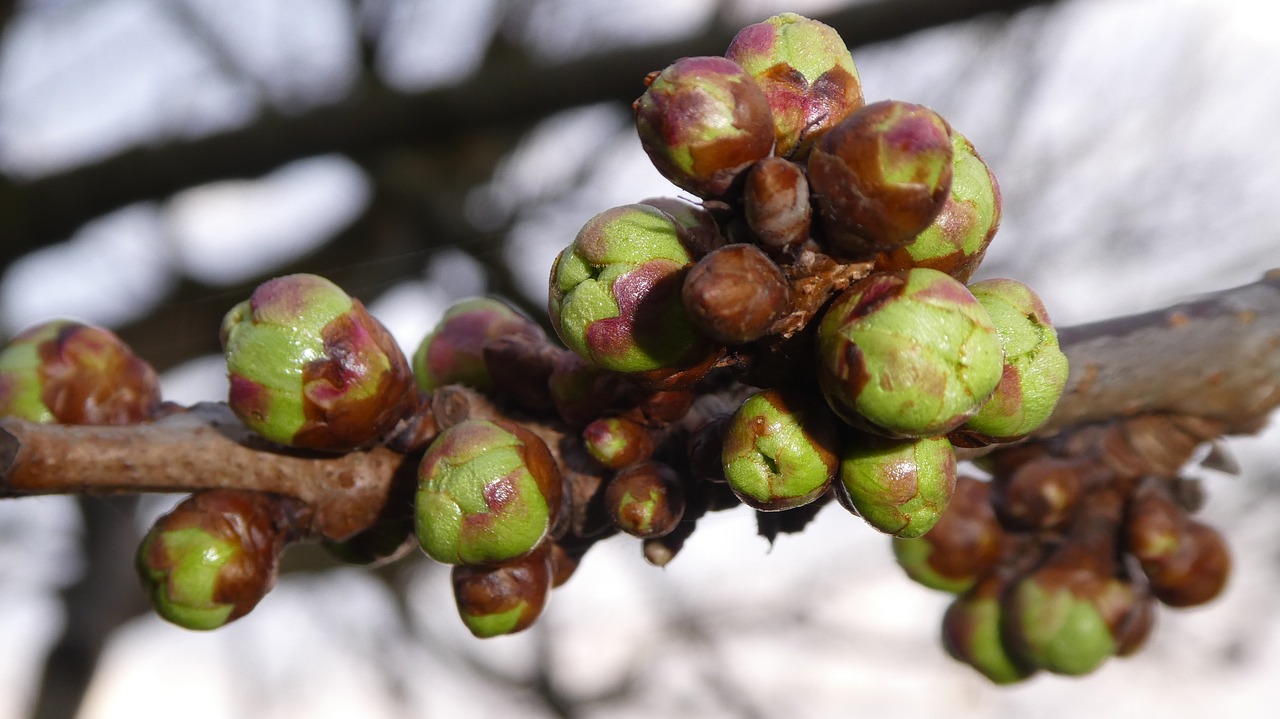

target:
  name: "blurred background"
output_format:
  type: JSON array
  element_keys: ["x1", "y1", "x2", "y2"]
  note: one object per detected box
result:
[{"x1": 2, "y1": 0, "x2": 1280, "y2": 717}]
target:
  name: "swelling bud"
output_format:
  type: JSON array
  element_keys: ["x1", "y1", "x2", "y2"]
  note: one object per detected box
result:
[
  {"x1": 221, "y1": 274, "x2": 415, "y2": 451},
  {"x1": 836, "y1": 433, "x2": 957, "y2": 538},
  {"x1": 725, "y1": 13, "x2": 864, "y2": 158},
  {"x1": 137, "y1": 491, "x2": 298, "y2": 631},
  {"x1": 634, "y1": 56, "x2": 774, "y2": 199},
  {"x1": 0, "y1": 319, "x2": 159, "y2": 424},
  {"x1": 452, "y1": 547, "x2": 553, "y2": 638},
  {"x1": 721, "y1": 388, "x2": 839, "y2": 511},
  {"x1": 415, "y1": 419, "x2": 563, "y2": 566},
  {"x1": 816, "y1": 269, "x2": 1003, "y2": 438},
  {"x1": 412, "y1": 297, "x2": 545, "y2": 393}
]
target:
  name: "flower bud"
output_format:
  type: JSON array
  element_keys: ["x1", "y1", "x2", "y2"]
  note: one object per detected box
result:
[
  {"x1": 875, "y1": 132, "x2": 1001, "y2": 281},
  {"x1": 991, "y1": 456, "x2": 1087, "y2": 531},
  {"x1": 221, "y1": 274, "x2": 415, "y2": 451},
  {"x1": 743, "y1": 156, "x2": 812, "y2": 256},
  {"x1": 412, "y1": 296, "x2": 545, "y2": 393},
  {"x1": 137, "y1": 491, "x2": 298, "y2": 631},
  {"x1": 957, "y1": 279, "x2": 1068, "y2": 441},
  {"x1": 725, "y1": 13, "x2": 864, "y2": 158},
  {"x1": 836, "y1": 433, "x2": 957, "y2": 538},
  {"x1": 582, "y1": 415, "x2": 655, "y2": 469},
  {"x1": 415, "y1": 419, "x2": 563, "y2": 566},
  {"x1": 605, "y1": 461, "x2": 686, "y2": 538},
  {"x1": 721, "y1": 388, "x2": 839, "y2": 511},
  {"x1": 808, "y1": 101, "x2": 953, "y2": 259},
  {"x1": 1003, "y1": 561, "x2": 1134, "y2": 675},
  {"x1": 892, "y1": 476, "x2": 1002, "y2": 593},
  {"x1": 634, "y1": 56, "x2": 775, "y2": 199},
  {"x1": 548, "y1": 204, "x2": 715, "y2": 380},
  {"x1": 0, "y1": 319, "x2": 159, "y2": 424},
  {"x1": 816, "y1": 269, "x2": 1003, "y2": 438},
  {"x1": 452, "y1": 546, "x2": 552, "y2": 638},
  {"x1": 941, "y1": 576, "x2": 1036, "y2": 684},
  {"x1": 682, "y1": 244, "x2": 789, "y2": 344}
]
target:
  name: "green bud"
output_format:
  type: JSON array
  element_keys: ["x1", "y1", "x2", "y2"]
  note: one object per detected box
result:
[
  {"x1": 1003, "y1": 565, "x2": 1130, "y2": 676},
  {"x1": 958, "y1": 279, "x2": 1068, "y2": 441},
  {"x1": 221, "y1": 274, "x2": 416, "y2": 451},
  {"x1": 548, "y1": 204, "x2": 713, "y2": 378},
  {"x1": 721, "y1": 388, "x2": 839, "y2": 511},
  {"x1": 725, "y1": 13, "x2": 864, "y2": 158},
  {"x1": 604, "y1": 461, "x2": 686, "y2": 538},
  {"x1": 876, "y1": 132, "x2": 1002, "y2": 282},
  {"x1": 412, "y1": 297, "x2": 544, "y2": 393},
  {"x1": 836, "y1": 433, "x2": 956, "y2": 538},
  {"x1": 582, "y1": 415, "x2": 655, "y2": 469},
  {"x1": 941, "y1": 576, "x2": 1037, "y2": 684},
  {"x1": 0, "y1": 319, "x2": 159, "y2": 425},
  {"x1": 137, "y1": 491, "x2": 296, "y2": 631},
  {"x1": 452, "y1": 547, "x2": 552, "y2": 638},
  {"x1": 634, "y1": 56, "x2": 775, "y2": 199},
  {"x1": 415, "y1": 419, "x2": 563, "y2": 566},
  {"x1": 892, "y1": 476, "x2": 1002, "y2": 593},
  {"x1": 808, "y1": 101, "x2": 954, "y2": 259},
  {"x1": 816, "y1": 269, "x2": 1003, "y2": 438}
]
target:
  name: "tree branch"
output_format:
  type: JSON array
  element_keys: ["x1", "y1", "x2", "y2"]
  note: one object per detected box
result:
[{"x1": 5, "y1": 271, "x2": 1276, "y2": 541}]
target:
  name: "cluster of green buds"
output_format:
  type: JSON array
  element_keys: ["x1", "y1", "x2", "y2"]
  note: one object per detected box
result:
[{"x1": 0, "y1": 319, "x2": 160, "y2": 425}]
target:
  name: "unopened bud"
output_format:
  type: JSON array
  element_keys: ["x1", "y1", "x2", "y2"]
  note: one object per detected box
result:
[
  {"x1": 605, "y1": 461, "x2": 686, "y2": 538},
  {"x1": 452, "y1": 546, "x2": 552, "y2": 637},
  {"x1": 836, "y1": 433, "x2": 957, "y2": 538},
  {"x1": 682, "y1": 244, "x2": 789, "y2": 344},
  {"x1": 721, "y1": 388, "x2": 839, "y2": 511}
]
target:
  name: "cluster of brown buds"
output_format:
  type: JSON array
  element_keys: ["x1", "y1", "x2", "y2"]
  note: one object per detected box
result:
[
  {"x1": 0, "y1": 12, "x2": 1236, "y2": 684},
  {"x1": 902, "y1": 416, "x2": 1232, "y2": 681}
]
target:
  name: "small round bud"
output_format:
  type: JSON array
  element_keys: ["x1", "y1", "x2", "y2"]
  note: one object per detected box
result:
[
  {"x1": 415, "y1": 419, "x2": 563, "y2": 566},
  {"x1": 816, "y1": 269, "x2": 1003, "y2": 438},
  {"x1": 958, "y1": 279, "x2": 1068, "y2": 441},
  {"x1": 548, "y1": 204, "x2": 714, "y2": 380},
  {"x1": 836, "y1": 433, "x2": 957, "y2": 538},
  {"x1": 875, "y1": 132, "x2": 1002, "y2": 281},
  {"x1": 452, "y1": 547, "x2": 552, "y2": 638},
  {"x1": 892, "y1": 476, "x2": 1002, "y2": 593},
  {"x1": 1003, "y1": 560, "x2": 1133, "y2": 676},
  {"x1": 0, "y1": 319, "x2": 159, "y2": 424},
  {"x1": 1142, "y1": 519, "x2": 1231, "y2": 609},
  {"x1": 808, "y1": 101, "x2": 953, "y2": 259},
  {"x1": 725, "y1": 13, "x2": 864, "y2": 158},
  {"x1": 634, "y1": 56, "x2": 775, "y2": 199},
  {"x1": 221, "y1": 274, "x2": 415, "y2": 451},
  {"x1": 721, "y1": 388, "x2": 839, "y2": 511},
  {"x1": 604, "y1": 461, "x2": 686, "y2": 538},
  {"x1": 412, "y1": 296, "x2": 545, "y2": 393},
  {"x1": 743, "y1": 156, "x2": 812, "y2": 256},
  {"x1": 682, "y1": 244, "x2": 789, "y2": 344},
  {"x1": 941, "y1": 576, "x2": 1036, "y2": 684},
  {"x1": 582, "y1": 416, "x2": 655, "y2": 469},
  {"x1": 991, "y1": 456, "x2": 1087, "y2": 531},
  {"x1": 137, "y1": 491, "x2": 296, "y2": 631}
]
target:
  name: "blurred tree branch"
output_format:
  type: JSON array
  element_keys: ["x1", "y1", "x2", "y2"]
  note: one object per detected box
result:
[{"x1": 0, "y1": 0, "x2": 1053, "y2": 267}]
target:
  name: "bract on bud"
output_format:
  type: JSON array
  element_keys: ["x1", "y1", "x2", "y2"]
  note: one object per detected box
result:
[
  {"x1": 875, "y1": 132, "x2": 1002, "y2": 281},
  {"x1": 452, "y1": 547, "x2": 552, "y2": 638},
  {"x1": 0, "y1": 320, "x2": 159, "y2": 424},
  {"x1": 743, "y1": 157, "x2": 812, "y2": 256},
  {"x1": 413, "y1": 296, "x2": 545, "y2": 393},
  {"x1": 604, "y1": 461, "x2": 686, "y2": 538},
  {"x1": 836, "y1": 433, "x2": 957, "y2": 537},
  {"x1": 137, "y1": 491, "x2": 296, "y2": 631},
  {"x1": 816, "y1": 269, "x2": 1003, "y2": 438},
  {"x1": 415, "y1": 419, "x2": 563, "y2": 566},
  {"x1": 941, "y1": 576, "x2": 1037, "y2": 684},
  {"x1": 721, "y1": 388, "x2": 839, "y2": 511},
  {"x1": 808, "y1": 101, "x2": 954, "y2": 259},
  {"x1": 582, "y1": 415, "x2": 655, "y2": 469},
  {"x1": 892, "y1": 476, "x2": 1003, "y2": 593},
  {"x1": 634, "y1": 56, "x2": 775, "y2": 199},
  {"x1": 725, "y1": 13, "x2": 864, "y2": 158},
  {"x1": 221, "y1": 274, "x2": 415, "y2": 451},
  {"x1": 958, "y1": 279, "x2": 1068, "y2": 441},
  {"x1": 682, "y1": 244, "x2": 789, "y2": 344},
  {"x1": 549, "y1": 204, "x2": 715, "y2": 380}
]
